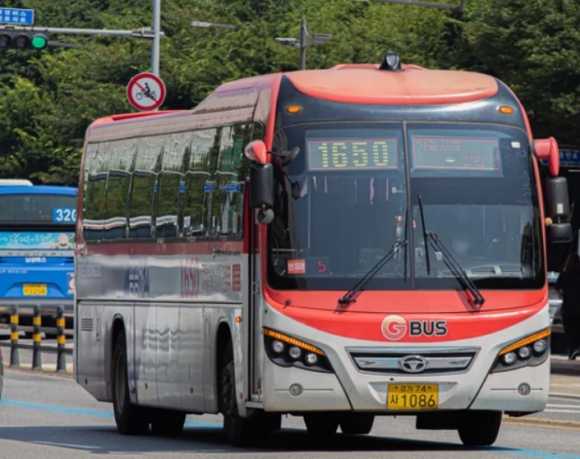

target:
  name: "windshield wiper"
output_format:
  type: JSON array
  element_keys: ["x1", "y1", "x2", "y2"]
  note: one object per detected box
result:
[
  {"x1": 338, "y1": 239, "x2": 408, "y2": 306},
  {"x1": 417, "y1": 194, "x2": 485, "y2": 307}
]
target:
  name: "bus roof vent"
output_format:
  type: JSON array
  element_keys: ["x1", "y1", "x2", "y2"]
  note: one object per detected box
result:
[{"x1": 378, "y1": 53, "x2": 402, "y2": 72}]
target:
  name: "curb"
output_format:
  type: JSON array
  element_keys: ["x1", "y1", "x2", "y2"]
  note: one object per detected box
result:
[
  {"x1": 549, "y1": 392, "x2": 580, "y2": 400},
  {"x1": 5, "y1": 366, "x2": 74, "y2": 379}
]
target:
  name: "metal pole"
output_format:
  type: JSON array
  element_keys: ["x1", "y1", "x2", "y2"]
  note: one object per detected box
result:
[
  {"x1": 299, "y1": 19, "x2": 307, "y2": 70},
  {"x1": 9, "y1": 305, "x2": 19, "y2": 368},
  {"x1": 56, "y1": 305, "x2": 67, "y2": 373},
  {"x1": 32, "y1": 305, "x2": 42, "y2": 371},
  {"x1": 152, "y1": 0, "x2": 161, "y2": 76},
  {"x1": 0, "y1": 25, "x2": 163, "y2": 37}
]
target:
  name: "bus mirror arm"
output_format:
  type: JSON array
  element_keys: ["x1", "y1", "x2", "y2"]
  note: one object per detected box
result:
[{"x1": 249, "y1": 162, "x2": 275, "y2": 225}]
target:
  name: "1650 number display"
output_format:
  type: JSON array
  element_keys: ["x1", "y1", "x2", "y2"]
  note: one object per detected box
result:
[{"x1": 308, "y1": 138, "x2": 398, "y2": 170}]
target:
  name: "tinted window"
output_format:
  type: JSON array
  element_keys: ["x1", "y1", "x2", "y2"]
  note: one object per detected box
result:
[
  {"x1": 103, "y1": 139, "x2": 134, "y2": 241},
  {"x1": 0, "y1": 194, "x2": 76, "y2": 224},
  {"x1": 183, "y1": 129, "x2": 217, "y2": 237},
  {"x1": 210, "y1": 124, "x2": 252, "y2": 237},
  {"x1": 128, "y1": 136, "x2": 162, "y2": 239},
  {"x1": 83, "y1": 143, "x2": 107, "y2": 241},
  {"x1": 155, "y1": 133, "x2": 188, "y2": 239}
]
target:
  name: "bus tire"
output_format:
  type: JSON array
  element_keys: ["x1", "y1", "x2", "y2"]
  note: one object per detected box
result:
[
  {"x1": 340, "y1": 413, "x2": 374, "y2": 435},
  {"x1": 304, "y1": 413, "x2": 340, "y2": 435},
  {"x1": 112, "y1": 330, "x2": 150, "y2": 436},
  {"x1": 457, "y1": 410, "x2": 502, "y2": 446},
  {"x1": 219, "y1": 344, "x2": 265, "y2": 446},
  {"x1": 151, "y1": 408, "x2": 186, "y2": 436},
  {"x1": 264, "y1": 413, "x2": 282, "y2": 432}
]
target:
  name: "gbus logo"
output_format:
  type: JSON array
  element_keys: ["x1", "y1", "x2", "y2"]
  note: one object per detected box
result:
[
  {"x1": 381, "y1": 315, "x2": 407, "y2": 340},
  {"x1": 381, "y1": 315, "x2": 448, "y2": 340}
]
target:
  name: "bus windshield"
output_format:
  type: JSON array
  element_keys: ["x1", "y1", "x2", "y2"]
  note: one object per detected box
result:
[
  {"x1": 0, "y1": 193, "x2": 77, "y2": 226},
  {"x1": 0, "y1": 193, "x2": 76, "y2": 251},
  {"x1": 266, "y1": 121, "x2": 543, "y2": 292}
]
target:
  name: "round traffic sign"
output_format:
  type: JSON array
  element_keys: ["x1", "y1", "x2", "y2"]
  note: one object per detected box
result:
[{"x1": 126, "y1": 72, "x2": 166, "y2": 111}]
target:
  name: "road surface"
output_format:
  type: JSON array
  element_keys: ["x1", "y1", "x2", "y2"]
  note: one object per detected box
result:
[{"x1": 0, "y1": 366, "x2": 579, "y2": 459}]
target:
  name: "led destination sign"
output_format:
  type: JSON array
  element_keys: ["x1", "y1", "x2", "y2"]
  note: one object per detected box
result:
[
  {"x1": 411, "y1": 137, "x2": 501, "y2": 171},
  {"x1": 307, "y1": 138, "x2": 398, "y2": 171}
]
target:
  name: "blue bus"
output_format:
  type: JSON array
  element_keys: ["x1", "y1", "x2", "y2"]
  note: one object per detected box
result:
[{"x1": 0, "y1": 185, "x2": 77, "y2": 328}]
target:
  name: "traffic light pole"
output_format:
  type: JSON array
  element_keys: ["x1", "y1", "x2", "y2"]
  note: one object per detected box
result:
[
  {"x1": 0, "y1": 25, "x2": 163, "y2": 38},
  {"x1": 151, "y1": 0, "x2": 161, "y2": 76}
]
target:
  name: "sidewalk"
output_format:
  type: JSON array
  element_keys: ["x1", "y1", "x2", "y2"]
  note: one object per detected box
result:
[{"x1": 550, "y1": 354, "x2": 580, "y2": 399}]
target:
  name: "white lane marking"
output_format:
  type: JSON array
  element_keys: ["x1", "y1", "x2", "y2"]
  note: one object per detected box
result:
[
  {"x1": 545, "y1": 409, "x2": 580, "y2": 414},
  {"x1": 31, "y1": 441, "x2": 100, "y2": 450},
  {"x1": 548, "y1": 404, "x2": 580, "y2": 408}
]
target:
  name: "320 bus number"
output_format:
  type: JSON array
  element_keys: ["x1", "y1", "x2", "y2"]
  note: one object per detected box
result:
[{"x1": 53, "y1": 207, "x2": 77, "y2": 223}]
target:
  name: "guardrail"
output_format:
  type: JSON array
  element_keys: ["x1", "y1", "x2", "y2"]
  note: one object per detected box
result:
[{"x1": 6, "y1": 305, "x2": 73, "y2": 373}]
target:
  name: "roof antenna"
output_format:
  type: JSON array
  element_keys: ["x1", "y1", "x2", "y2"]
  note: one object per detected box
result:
[{"x1": 379, "y1": 52, "x2": 402, "y2": 72}]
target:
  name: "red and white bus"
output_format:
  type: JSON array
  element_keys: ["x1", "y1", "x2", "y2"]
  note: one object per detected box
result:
[{"x1": 74, "y1": 54, "x2": 572, "y2": 447}]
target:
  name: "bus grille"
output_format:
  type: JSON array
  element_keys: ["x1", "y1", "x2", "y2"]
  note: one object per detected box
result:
[{"x1": 346, "y1": 347, "x2": 479, "y2": 375}]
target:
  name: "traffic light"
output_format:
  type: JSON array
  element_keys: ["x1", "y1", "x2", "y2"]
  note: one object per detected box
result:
[{"x1": 0, "y1": 31, "x2": 48, "y2": 50}]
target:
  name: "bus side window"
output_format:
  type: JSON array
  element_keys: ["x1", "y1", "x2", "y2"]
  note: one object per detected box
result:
[
  {"x1": 207, "y1": 123, "x2": 254, "y2": 238},
  {"x1": 128, "y1": 136, "x2": 162, "y2": 240},
  {"x1": 102, "y1": 139, "x2": 134, "y2": 241},
  {"x1": 155, "y1": 133, "x2": 188, "y2": 240},
  {"x1": 83, "y1": 143, "x2": 106, "y2": 242},
  {"x1": 183, "y1": 128, "x2": 217, "y2": 238}
]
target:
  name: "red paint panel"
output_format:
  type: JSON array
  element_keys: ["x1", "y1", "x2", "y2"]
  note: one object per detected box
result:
[
  {"x1": 82, "y1": 240, "x2": 243, "y2": 256},
  {"x1": 286, "y1": 69, "x2": 498, "y2": 106},
  {"x1": 263, "y1": 288, "x2": 547, "y2": 342}
]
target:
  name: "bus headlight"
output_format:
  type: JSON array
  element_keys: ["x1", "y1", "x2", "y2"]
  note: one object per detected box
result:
[
  {"x1": 503, "y1": 352, "x2": 517, "y2": 365},
  {"x1": 533, "y1": 339, "x2": 547, "y2": 354},
  {"x1": 491, "y1": 328, "x2": 551, "y2": 373},
  {"x1": 272, "y1": 340, "x2": 285, "y2": 353},
  {"x1": 263, "y1": 328, "x2": 333, "y2": 373}
]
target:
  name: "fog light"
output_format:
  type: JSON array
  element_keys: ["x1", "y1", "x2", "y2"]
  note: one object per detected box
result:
[
  {"x1": 518, "y1": 383, "x2": 531, "y2": 396},
  {"x1": 289, "y1": 383, "x2": 303, "y2": 396},
  {"x1": 533, "y1": 339, "x2": 547, "y2": 354},
  {"x1": 305, "y1": 353, "x2": 318, "y2": 366},
  {"x1": 518, "y1": 346, "x2": 531, "y2": 359},
  {"x1": 503, "y1": 352, "x2": 517, "y2": 365},
  {"x1": 272, "y1": 340, "x2": 285, "y2": 353},
  {"x1": 289, "y1": 346, "x2": 302, "y2": 359}
]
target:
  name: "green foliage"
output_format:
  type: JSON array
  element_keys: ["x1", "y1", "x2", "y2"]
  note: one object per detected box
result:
[{"x1": 0, "y1": 0, "x2": 578, "y2": 185}]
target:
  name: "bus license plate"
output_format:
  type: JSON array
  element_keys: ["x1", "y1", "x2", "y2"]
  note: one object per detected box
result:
[
  {"x1": 387, "y1": 384, "x2": 438, "y2": 410},
  {"x1": 23, "y1": 284, "x2": 47, "y2": 296}
]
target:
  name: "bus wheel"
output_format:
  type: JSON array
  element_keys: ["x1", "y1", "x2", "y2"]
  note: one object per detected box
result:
[
  {"x1": 457, "y1": 410, "x2": 502, "y2": 446},
  {"x1": 219, "y1": 348, "x2": 265, "y2": 446},
  {"x1": 112, "y1": 330, "x2": 150, "y2": 435},
  {"x1": 264, "y1": 413, "x2": 282, "y2": 432},
  {"x1": 340, "y1": 414, "x2": 374, "y2": 435},
  {"x1": 304, "y1": 413, "x2": 340, "y2": 435},
  {"x1": 151, "y1": 409, "x2": 186, "y2": 436}
]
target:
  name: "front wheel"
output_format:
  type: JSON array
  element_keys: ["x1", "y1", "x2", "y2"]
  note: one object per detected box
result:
[
  {"x1": 112, "y1": 330, "x2": 150, "y2": 435},
  {"x1": 340, "y1": 414, "x2": 374, "y2": 435},
  {"x1": 457, "y1": 410, "x2": 502, "y2": 446},
  {"x1": 304, "y1": 413, "x2": 340, "y2": 435},
  {"x1": 219, "y1": 343, "x2": 266, "y2": 446},
  {"x1": 151, "y1": 408, "x2": 186, "y2": 436}
]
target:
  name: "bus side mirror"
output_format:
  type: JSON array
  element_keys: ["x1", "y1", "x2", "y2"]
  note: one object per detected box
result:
[
  {"x1": 533, "y1": 137, "x2": 559, "y2": 177},
  {"x1": 545, "y1": 176, "x2": 573, "y2": 243},
  {"x1": 249, "y1": 162, "x2": 274, "y2": 225},
  {"x1": 244, "y1": 140, "x2": 268, "y2": 165}
]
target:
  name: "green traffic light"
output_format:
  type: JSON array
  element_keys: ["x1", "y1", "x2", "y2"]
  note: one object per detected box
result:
[{"x1": 31, "y1": 35, "x2": 47, "y2": 50}]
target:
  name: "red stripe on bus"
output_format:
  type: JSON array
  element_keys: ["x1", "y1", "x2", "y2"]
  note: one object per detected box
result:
[{"x1": 81, "y1": 240, "x2": 244, "y2": 256}]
